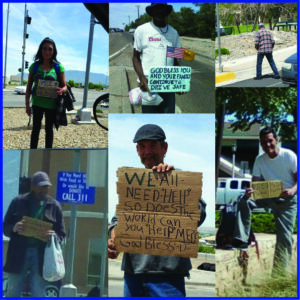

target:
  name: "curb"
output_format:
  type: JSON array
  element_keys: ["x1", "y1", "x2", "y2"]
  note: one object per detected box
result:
[{"x1": 216, "y1": 72, "x2": 236, "y2": 84}]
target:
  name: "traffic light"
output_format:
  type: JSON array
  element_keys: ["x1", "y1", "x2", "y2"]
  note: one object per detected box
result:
[
  {"x1": 26, "y1": 16, "x2": 31, "y2": 24},
  {"x1": 25, "y1": 61, "x2": 29, "y2": 69},
  {"x1": 18, "y1": 68, "x2": 22, "y2": 73},
  {"x1": 25, "y1": 33, "x2": 29, "y2": 39}
]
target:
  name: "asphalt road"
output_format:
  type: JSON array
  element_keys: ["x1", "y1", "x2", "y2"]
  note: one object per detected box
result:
[
  {"x1": 223, "y1": 72, "x2": 291, "y2": 88},
  {"x1": 109, "y1": 32, "x2": 215, "y2": 113},
  {"x1": 2, "y1": 88, "x2": 107, "y2": 108}
]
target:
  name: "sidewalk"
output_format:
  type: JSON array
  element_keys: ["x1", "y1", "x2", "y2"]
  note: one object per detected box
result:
[{"x1": 216, "y1": 45, "x2": 297, "y2": 85}]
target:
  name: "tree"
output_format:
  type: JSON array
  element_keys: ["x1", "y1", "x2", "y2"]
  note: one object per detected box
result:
[
  {"x1": 68, "y1": 80, "x2": 75, "y2": 87},
  {"x1": 196, "y1": 3, "x2": 216, "y2": 39}
]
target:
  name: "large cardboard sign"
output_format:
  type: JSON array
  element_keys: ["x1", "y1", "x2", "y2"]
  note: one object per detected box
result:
[
  {"x1": 149, "y1": 67, "x2": 191, "y2": 93},
  {"x1": 251, "y1": 181, "x2": 283, "y2": 200},
  {"x1": 115, "y1": 168, "x2": 202, "y2": 258},
  {"x1": 19, "y1": 216, "x2": 53, "y2": 242},
  {"x1": 36, "y1": 80, "x2": 59, "y2": 98}
]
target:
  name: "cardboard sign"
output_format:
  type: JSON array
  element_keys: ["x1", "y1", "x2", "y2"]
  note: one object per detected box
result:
[
  {"x1": 149, "y1": 66, "x2": 191, "y2": 93},
  {"x1": 115, "y1": 168, "x2": 202, "y2": 258},
  {"x1": 36, "y1": 80, "x2": 59, "y2": 98},
  {"x1": 19, "y1": 216, "x2": 53, "y2": 242},
  {"x1": 251, "y1": 181, "x2": 283, "y2": 200}
]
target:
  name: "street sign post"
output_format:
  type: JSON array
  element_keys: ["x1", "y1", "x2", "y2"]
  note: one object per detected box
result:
[{"x1": 56, "y1": 171, "x2": 96, "y2": 204}]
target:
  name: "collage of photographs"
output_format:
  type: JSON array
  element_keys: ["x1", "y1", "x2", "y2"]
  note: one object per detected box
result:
[{"x1": 2, "y1": 2, "x2": 298, "y2": 298}]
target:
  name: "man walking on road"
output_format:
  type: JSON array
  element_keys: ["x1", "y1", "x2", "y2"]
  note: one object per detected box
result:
[
  {"x1": 232, "y1": 127, "x2": 297, "y2": 273},
  {"x1": 254, "y1": 23, "x2": 280, "y2": 80},
  {"x1": 133, "y1": 3, "x2": 182, "y2": 113},
  {"x1": 3, "y1": 171, "x2": 66, "y2": 297},
  {"x1": 108, "y1": 124, "x2": 206, "y2": 297}
]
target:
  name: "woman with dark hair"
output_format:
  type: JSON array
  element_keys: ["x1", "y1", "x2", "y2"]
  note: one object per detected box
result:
[{"x1": 25, "y1": 37, "x2": 67, "y2": 149}]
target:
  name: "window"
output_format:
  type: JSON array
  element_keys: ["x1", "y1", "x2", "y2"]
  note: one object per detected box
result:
[
  {"x1": 218, "y1": 181, "x2": 226, "y2": 188},
  {"x1": 87, "y1": 238, "x2": 101, "y2": 286},
  {"x1": 241, "y1": 181, "x2": 250, "y2": 189},
  {"x1": 230, "y1": 180, "x2": 238, "y2": 189}
]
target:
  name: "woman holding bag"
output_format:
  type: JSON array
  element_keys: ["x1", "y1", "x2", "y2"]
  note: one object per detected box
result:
[{"x1": 25, "y1": 37, "x2": 67, "y2": 149}]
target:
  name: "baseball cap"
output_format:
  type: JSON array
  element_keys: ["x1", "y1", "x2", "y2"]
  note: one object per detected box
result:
[
  {"x1": 31, "y1": 171, "x2": 52, "y2": 187},
  {"x1": 133, "y1": 124, "x2": 166, "y2": 143}
]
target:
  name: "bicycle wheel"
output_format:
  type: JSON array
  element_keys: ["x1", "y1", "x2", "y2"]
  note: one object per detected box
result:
[{"x1": 93, "y1": 93, "x2": 109, "y2": 131}]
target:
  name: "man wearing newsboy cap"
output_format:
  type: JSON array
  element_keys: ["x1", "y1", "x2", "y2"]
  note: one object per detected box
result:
[
  {"x1": 3, "y1": 171, "x2": 66, "y2": 297},
  {"x1": 108, "y1": 124, "x2": 206, "y2": 297}
]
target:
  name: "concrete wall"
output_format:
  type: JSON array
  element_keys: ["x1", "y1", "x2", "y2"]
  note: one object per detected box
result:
[{"x1": 215, "y1": 234, "x2": 297, "y2": 296}]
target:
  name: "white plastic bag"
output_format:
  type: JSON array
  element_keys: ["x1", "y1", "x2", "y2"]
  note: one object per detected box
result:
[
  {"x1": 141, "y1": 92, "x2": 163, "y2": 106},
  {"x1": 43, "y1": 235, "x2": 65, "y2": 282},
  {"x1": 129, "y1": 87, "x2": 142, "y2": 105}
]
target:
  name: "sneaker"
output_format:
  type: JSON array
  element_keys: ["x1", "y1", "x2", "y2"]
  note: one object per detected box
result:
[
  {"x1": 253, "y1": 76, "x2": 263, "y2": 80},
  {"x1": 232, "y1": 239, "x2": 248, "y2": 250},
  {"x1": 272, "y1": 75, "x2": 280, "y2": 79}
]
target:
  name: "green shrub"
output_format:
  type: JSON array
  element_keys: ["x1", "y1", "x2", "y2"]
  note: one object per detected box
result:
[
  {"x1": 216, "y1": 210, "x2": 297, "y2": 233},
  {"x1": 68, "y1": 80, "x2": 75, "y2": 87},
  {"x1": 198, "y1": 244, "x2": 215, "y2": 254},
  {"x1": 215, "y1": 48, "x2": 230, "y2": 58}
]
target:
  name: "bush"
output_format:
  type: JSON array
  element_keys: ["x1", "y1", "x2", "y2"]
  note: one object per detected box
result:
[
  {"x1": 216, "y1": 210, "x2": 297, "y2": 233},
  {"x1": 68, "y1": 80, "x2": 75, "y2": 87},
  {"x1": 198, "y1": 244, "x2": 215, "y2": 254},
  {"x1": 215, "y1": 48, "x2": 230, "y2": 58}
]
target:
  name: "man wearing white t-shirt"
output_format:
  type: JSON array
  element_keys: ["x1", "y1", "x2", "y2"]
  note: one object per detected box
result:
[
  {"x1": 233, "y1": 127, "x2": 297, "y2": 272},
  {"x1": 133, "y1": 3, "x2": 181, "y2": 113}
]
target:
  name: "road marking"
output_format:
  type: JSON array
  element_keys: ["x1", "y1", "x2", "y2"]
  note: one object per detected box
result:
[{"x1": 109, "y1": 43, "x2": 131, "y2": 60}]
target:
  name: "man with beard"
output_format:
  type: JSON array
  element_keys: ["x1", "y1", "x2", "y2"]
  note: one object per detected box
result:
[
  {"x1": 3, "y1": 171, "x2": 66, "y2": 297},
  {"x1": 108, "y1": 124, "x2": 206, "y2": 297},
  {"x1": 133, "y1": 3, "x2": 182, "y2": 113},
  {"x1": 232, "y1": 127, "x2": 297, "y2": 272}
]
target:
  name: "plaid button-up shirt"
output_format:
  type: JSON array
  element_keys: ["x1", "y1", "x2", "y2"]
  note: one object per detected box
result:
[{"x1": 254, "y1": 29, "x2": 275, "y2": 53}]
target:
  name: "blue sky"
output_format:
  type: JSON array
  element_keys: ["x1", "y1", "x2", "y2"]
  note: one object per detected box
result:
[
  {"x1": 110, "y1": 3, "x2": 201, "y2": 29},
  {"x1": 108, "y1": 114, "x2": 215, "y2": 230},
  {"x1": 2, "y1": 3, "x2": 108, "y2": 77}
]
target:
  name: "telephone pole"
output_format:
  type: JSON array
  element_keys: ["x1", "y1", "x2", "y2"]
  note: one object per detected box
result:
[{"x1": 4, "y1": 4, "x2": 9, "y2": 88}]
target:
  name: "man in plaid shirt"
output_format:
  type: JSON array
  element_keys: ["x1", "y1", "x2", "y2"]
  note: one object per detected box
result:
[{"x1": 254, "y1": 23, "x2": 280, "y2": 80}]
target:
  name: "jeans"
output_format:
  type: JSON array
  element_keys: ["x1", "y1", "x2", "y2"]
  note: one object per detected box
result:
[
  {"x1": 30, "y1": 105, "x2": 56, "y2": 149},
  {"x1": 256, "y1": 52, "x2": 279, "y2": 77},
  {"x1": 6, "y1": 248, "x2": 47, "y2": 297},
  {"x1": 234, "y1": 195, "x2": 297, "y2": 272},
  {"x1": 124, "y1": 273, "x2": 186, "y2": 297},
  {"x1": 142, "y1": 92, "x2": 175, "y2": 113}
]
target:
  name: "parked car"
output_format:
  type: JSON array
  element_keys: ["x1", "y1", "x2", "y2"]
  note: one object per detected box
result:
[
  {"x1": 281, "y1": 53, "x2": 297, "y2": 86},
  {"x1": 14, "y1": 86, "x2": 26, "y2": 94},
  {"x1": 216, "y1": 177, "x2": 250, "y2": 209},
  {"x1": 129, "y1": 28, "x2": 135, "y2": 34}
]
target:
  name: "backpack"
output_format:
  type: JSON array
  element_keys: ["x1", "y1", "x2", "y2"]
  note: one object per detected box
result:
[
  {"x1": 216, "y1": 201, "x2": 258, "y2": 255},
  {"x1": 33, "y1": 62, "x2": 60, "y2": 78}
]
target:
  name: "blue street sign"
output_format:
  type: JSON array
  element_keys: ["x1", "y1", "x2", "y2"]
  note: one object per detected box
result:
[{"x1": 56, "y1": 171, "x2": 96, "y2": 204}]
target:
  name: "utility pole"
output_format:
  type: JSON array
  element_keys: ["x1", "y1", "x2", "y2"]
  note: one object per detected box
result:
[
  {"x1": 128, "y1": 15, "x2": 130, "y2": 25},
  {"x1": 216, "y1": 3, "x2": 223, "y2": 72},
  {"x1": 3, "y1": 4, "x2": 9, "y2": 88},
  {"x1": 136, "y1": 5, "x2": 140, "y2": 19},
  {"x1": 21, "y1": 4, "x2": 31, "y2": 85}
]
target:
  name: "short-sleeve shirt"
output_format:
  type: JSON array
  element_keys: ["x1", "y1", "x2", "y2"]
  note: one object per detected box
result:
[
  {"x1": 29, "y1": 62, "x2": 65, "y2": 109},
  {"x1": 253, "y1": 147, "x2": 297, "y2": 189},
  {"x1": 134, "y1": 22, "x2": 181, "y2": 77},
  {"x1": 254, "y1": 29, "x2": 275, "y2": 53}
]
